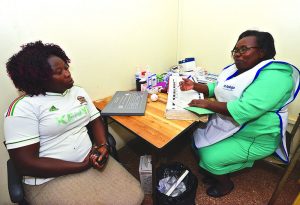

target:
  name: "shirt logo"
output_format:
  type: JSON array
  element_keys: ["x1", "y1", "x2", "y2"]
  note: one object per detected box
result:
[
  {"x1": 223, "y1": 84, "x2": 235, "y2": 91},
  {"x1": 49, "y1": 105, "x2": 59, "y2": 112},
  {"x1": 56, "y1": 106, "x2": 88, "y2": 125},
  {"x1": 77, "y1": 96, "x2": 87, "y2": 104}
]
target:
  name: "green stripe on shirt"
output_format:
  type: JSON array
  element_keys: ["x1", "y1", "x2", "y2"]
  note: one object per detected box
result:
[{"x1": 6, "y1": 136, "x2": 39, "y2": 145}]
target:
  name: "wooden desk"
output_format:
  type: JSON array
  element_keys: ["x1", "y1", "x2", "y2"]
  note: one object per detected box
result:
[
  {"x1": 94, "y1": 93, "x2": 208, "y2": 203},
  {"x1": 94, "y1": 93, "x2": 208, "y2": 148}
]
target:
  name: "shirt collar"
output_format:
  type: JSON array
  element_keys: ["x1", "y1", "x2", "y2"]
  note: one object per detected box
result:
[{"x1": 45, "y1": 89, "x2": 70, "y2": 96}]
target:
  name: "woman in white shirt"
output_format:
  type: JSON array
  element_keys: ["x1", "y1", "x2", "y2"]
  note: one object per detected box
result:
[{"x1": 4, "y1": 41, "x2": 144, "y2": 204}]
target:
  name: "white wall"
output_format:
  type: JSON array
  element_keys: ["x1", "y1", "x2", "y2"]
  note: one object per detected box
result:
[
  {"x1": 0, "y1": 0, "x2": 178, "y2": 203},
  {"x1": 1, "y1": 0, "x2": 300, "y2": 204},
  {"x1": 178, "y1": 0, "x2": 300, "y2": 120}
]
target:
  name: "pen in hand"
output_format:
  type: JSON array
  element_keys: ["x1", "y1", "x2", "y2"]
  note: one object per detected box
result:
[
  {"x1": 175, "y1": 75, "x2": 195, "y2": 92},
  {"x1": 187, "y1": 75, "x2": 196, "y2": 82}
]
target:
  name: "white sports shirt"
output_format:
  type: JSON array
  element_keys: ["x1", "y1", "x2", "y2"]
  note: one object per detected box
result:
[{"x1": 4, "y1": 86, "x2": 100, "y2": 185}]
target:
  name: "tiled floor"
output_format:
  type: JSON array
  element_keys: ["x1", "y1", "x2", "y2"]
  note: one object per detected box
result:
[{"x1": 118, "y1": 136, "x2": 300, "y2": 205}]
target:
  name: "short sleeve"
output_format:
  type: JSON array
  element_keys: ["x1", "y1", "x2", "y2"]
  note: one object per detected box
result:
[
  {"x1": 207, "y1": 82, "x2": 216, "y2": 97},
  {"x1": 4, "y1": 98, "x2": 40, "y2": 149}
]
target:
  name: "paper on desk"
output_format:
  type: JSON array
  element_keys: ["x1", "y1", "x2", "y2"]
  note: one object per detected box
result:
[
  {"x1": 173, "y1": 91, "x2": 204, "y2": 109},
  {"x1": 173, "y1": 90, "x2": 214, "y2": 115},
  {"x1": 184, "y1": 106, "x2": 214, "y2": 115}
]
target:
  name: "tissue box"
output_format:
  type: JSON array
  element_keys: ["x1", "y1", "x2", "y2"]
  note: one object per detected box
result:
[{"x1": 139, "y1": 155, "x2": 152, "y2": 194}]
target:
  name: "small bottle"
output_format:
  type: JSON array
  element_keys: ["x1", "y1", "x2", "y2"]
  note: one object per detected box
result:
[
  {"x1": 137, "y1": 78, "x2": 146, "y2": 91},
  {"x1": 135, "y1": 66, "x2": 141, "y2": 80},
  {"x1": 135, "y1": 66, "x2": 142, "y2": 91}
]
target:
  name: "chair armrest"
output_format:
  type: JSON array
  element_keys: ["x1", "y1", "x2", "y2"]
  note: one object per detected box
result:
[
  {"x1": 107, "y1": 132, "x2": 116, "y2": 148},
  {"x1": 7, "y1": 159, "x2": 25, "y2": 203},
  {"x1": 107, "y1": 132, "x2": 119, "y2": 161}
]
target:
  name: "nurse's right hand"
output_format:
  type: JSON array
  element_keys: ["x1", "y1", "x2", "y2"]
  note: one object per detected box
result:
[{"x1": 179, "y1": 78, "x2": 194, "y2": 91}]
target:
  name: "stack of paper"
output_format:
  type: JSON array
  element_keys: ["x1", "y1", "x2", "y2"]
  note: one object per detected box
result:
[{"x1": 166, "y1": 76, "x2": 204, "y2": 120}]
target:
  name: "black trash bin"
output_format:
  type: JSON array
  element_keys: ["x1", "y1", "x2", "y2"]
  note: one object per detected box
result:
[{"x1": 156, "y1": 162, "x2": 198, "y2": 205}]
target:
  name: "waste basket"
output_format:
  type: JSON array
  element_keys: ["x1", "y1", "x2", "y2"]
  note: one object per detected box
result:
[{"x1": 156, "y1": 162, "x2": 198, "y2": 205}]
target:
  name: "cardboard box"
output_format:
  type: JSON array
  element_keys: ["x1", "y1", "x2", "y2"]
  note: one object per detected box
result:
[{"x1": 139, "y1": 155, "x2": 152, "y2": 194}]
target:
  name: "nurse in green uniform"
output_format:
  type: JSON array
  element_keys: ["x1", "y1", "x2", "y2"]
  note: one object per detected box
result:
[{"x1": 180, "y1": 30, "x2": 300, "y2": 198}]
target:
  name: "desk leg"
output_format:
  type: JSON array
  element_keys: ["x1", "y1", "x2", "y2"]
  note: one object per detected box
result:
[{"x1": 152, "y1": 148, "x2": 160, "y2": 205}]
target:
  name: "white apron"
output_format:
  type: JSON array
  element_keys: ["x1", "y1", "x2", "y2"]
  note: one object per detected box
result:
[{"x1": 194, "y1": 60, "x2": 300, "y2": 162}]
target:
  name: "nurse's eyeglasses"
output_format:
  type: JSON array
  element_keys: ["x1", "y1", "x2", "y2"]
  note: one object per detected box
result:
[{"x1": 231, "y1": 46, "x2": 260, "y2": 56}]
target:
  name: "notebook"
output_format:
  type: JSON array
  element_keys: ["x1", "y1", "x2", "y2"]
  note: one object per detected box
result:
[{"x1": 101, "y1": 91, "x2": 148, "y2": 116}]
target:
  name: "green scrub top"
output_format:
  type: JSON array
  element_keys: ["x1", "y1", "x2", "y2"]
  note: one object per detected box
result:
[{"x1": 198, "y1": 62, "x2": 294, "y2": 175}]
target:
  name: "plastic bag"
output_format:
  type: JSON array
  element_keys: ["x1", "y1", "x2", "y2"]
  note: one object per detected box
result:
[
  {"x1": 158, "y1": 175, "x2": 187, "y2": 197},
  {"x1": 156, "y1": 162, "x2": 198, "y2": 205}
]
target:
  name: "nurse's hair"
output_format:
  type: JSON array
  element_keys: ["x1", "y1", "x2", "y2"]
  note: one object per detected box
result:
[
  {"x1": 238, "y1": 30, "x2": 276, "y2": 60},
  {"x1": 6, "y1": 41, "x2": 70, "y2": 96}
]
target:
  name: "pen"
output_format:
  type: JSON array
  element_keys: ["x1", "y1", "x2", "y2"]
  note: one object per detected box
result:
[
  {"x1": 187, "y1": 75, "x2": 195, "y2": 82},
  {"x1": 177, "y1": 75, "x2": 193, "y2": 90}
]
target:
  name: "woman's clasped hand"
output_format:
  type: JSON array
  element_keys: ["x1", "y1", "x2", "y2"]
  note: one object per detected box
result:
[{"x1": 90, "y1": 144, "x2": 109, "y2": 169}]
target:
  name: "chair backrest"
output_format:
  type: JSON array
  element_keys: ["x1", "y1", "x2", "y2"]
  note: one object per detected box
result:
[
  {"x1": 288, "y1": 113, "x2": 300, "y2": 159},
  {"x1": 268, "y1": 113, "x2": 300, "y2": 205},
  {"x1": 264, "y1": 113, "x2": 300, "y2": 165},
  {"x1": 4, "y1": 140, "x2": 27, "y2": 204},
  {"x1": 7, "y1": 159, "x2": 26, "y2": 203}
]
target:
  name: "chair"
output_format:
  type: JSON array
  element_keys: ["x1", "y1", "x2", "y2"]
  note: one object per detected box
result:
[
  {"x1": 7, "y1": 158, "x2": 28, "y2": 205},
  {"x1": 6, "y1": 127, "x2": 118, "y2": 204},
  {"x1": 267, "y1": 113, "x2": 300, "y2": 205}
]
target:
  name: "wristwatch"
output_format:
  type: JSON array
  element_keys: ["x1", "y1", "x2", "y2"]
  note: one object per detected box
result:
[{"x1": 98, "y1": 142, "x2": 110, "y2": 149}]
